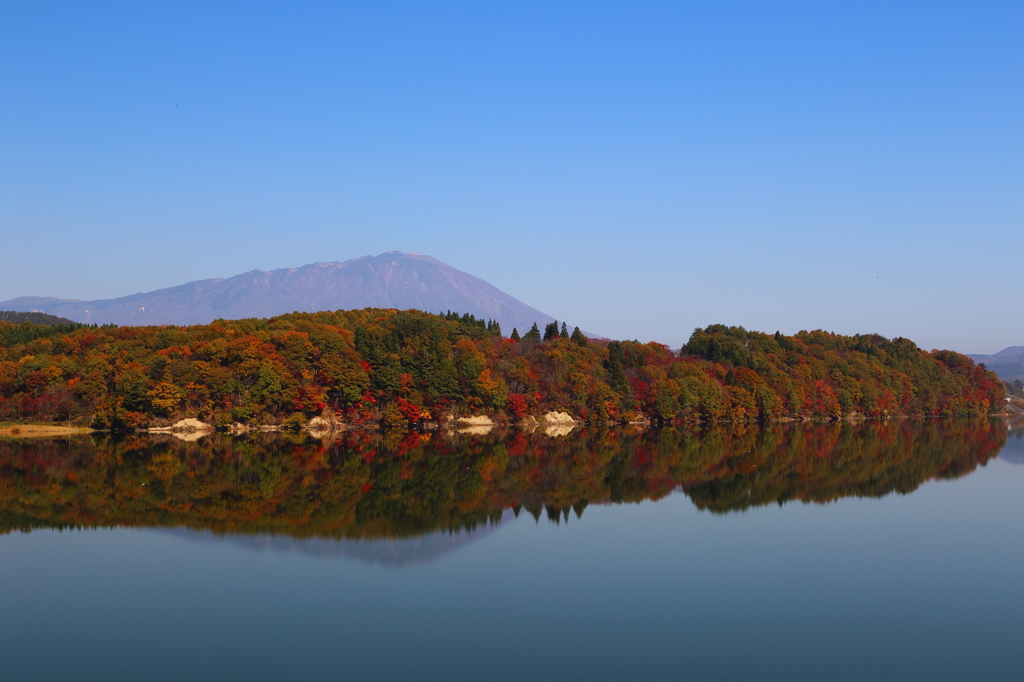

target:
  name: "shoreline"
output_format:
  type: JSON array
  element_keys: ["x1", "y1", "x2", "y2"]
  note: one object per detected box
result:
[
  {"x1": 2, "y1": 412, "x2": 1020, "y2": 439},
  {"x1": 0, "y1": 424, "x2": 94, "y2": 438}
]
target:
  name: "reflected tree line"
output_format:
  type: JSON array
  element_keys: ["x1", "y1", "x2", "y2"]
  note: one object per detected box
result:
[{"x1": 0, "y1": 420, "x2": 1007, "y2": 539}]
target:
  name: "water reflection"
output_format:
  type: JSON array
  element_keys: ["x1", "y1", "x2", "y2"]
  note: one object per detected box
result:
[
  {"x1": 1000, "y1": 417, "x2": 1024, "y2": 464},
  {"x1": 0, "y1": 420, "x2": 1008, "y2": 542},
  {"x1": 149, "y1": 511, "x2": 513, "y2": 566}
]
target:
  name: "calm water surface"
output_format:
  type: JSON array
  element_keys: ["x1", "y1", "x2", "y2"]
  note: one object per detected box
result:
[{"x1": 2, "y1": 420, "x2": 1023, "y2": 681}]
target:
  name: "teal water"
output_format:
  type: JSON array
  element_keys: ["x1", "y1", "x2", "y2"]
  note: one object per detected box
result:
[{"x1": 1, "y1": 421, "x2": 1022, "y2": 681}]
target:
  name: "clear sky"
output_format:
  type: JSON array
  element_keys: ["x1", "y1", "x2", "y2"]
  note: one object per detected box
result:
[{"x1": 1, "y1": 1, "x2": 1021, "y2": 353}]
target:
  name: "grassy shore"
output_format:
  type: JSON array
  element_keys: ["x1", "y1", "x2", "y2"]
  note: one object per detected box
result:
[{"x1": 0, "y1": 423, "x2": 93, "y2": 438}]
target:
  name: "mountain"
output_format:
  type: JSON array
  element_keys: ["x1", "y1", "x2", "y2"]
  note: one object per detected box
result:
[
  {"x1": 967, "y1": 347, "x2": 1024, "y2": 383},
  {"x1": 0, "y1": 252, "x2": 557, "y2": 335}
]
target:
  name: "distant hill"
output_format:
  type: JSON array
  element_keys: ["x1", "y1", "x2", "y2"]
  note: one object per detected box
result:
[
  {"x1": 0, "y1": 310, "x2": 81, "y2": 326},
  {"x1": 967, "y1": 347, "x2": 1024, "y2": 383},
  {"x1": 0, "y1": 252, "x2": 557, "y2": 335}
]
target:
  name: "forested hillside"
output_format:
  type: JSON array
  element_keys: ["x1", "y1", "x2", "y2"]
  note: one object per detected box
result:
[
  {"x1": 0, "y1": 311, "x2": 82, "y2": 327},
  {"x1": 0, "y1": 310, "x2": 1003, "y2": 429}
]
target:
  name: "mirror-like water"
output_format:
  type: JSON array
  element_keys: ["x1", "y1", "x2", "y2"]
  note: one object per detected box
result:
[{"x1": 2, "y1": 420, "x2": 1023, "y2": 681}]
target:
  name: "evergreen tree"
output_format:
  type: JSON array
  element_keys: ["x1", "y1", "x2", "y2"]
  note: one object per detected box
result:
[
  {"x1": 605, "y1": 341, "x2": 630, "y2": 393},
  {"x1": 560, "y1": 322, "x2": 569, "y2": 338},
  {"x1": 571, "y1": 326, "x2": 587, "y2": 346},
  {"x1": 524, "y1": 323, "x2": 542, "y2": 341},
  {"x1": 543, "y1": 321, "x2": 559, "y2": 341},
  {"x1": 510, "y1": 327, "x2": 521, "y2": 341}
]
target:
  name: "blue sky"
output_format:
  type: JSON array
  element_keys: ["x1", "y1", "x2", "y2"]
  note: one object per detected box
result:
[{"x1": 1, "y1": 1, "x2": 1021, "y2": 352}]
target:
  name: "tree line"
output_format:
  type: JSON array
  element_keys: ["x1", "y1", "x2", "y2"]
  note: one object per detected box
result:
[
  {"x1": 0, "y1": 309, "x2": 1004, "y2": 429},
  {"x1": 0, "y1": 419, "x2": 1005, "y2": 538}
]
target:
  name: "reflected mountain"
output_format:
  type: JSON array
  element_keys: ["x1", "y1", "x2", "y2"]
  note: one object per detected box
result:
[
  {"x1": 150, "y1": 510, "x2": 517, "y2": 567},
  {"x1": 0, "y1": 420, "x2": 1009, "y2": 544}
]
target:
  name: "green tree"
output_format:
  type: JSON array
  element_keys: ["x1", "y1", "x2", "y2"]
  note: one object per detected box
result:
[{"x1": 605, "y1": 341, "x2": 630, "y2": 394}]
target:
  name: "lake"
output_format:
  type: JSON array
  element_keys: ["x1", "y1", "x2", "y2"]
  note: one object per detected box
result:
[{"x1": 2, "y1": 419, "x2": 1023, "y2": 681}]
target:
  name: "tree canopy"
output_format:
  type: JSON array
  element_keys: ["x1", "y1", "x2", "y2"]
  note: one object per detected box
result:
[{"x1": 0, "y1": 311, "x2": 1003, "y2": 430}]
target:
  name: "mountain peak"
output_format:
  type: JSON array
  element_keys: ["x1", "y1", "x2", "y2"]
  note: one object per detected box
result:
[{"x1": 0, "y1": 253, "x2": 556, "y2": 333}]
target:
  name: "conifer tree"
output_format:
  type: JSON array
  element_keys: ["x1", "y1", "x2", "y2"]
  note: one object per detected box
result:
[
  {"x1": 571, "y1": 326, "x2": 587, "y2": 346},
  {"x1": 560, "y1": 322, "x2": 569, "y2": 338},
  {"x1": 543, "y1": 321, "x2": 559, "y2": 340},
  {"x1": 525, "y1": 323, "x2": 541, "y2": 341},
  {"x1": 510, "y1": 327, "x2": 521, "y2": 341},
  {"x1": 605, "y1": 341, "x2": 630, "y2": 393}
]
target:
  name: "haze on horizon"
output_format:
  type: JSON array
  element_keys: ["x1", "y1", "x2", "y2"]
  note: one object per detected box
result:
[{"x1": 1, "y1": 1, "x2": 1020, "y2": 354}]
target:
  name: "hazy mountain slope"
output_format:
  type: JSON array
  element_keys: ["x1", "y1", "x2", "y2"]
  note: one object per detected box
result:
[
  {"x1": 967, "y1": 347, "x2": 1024, "y2": 383},
  {"x1": 0, "y1": 252, "x2": 556, "y2": 334}
]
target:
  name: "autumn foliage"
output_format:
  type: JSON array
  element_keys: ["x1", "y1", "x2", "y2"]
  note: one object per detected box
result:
[
  {"x1": 0, "y1": 419, "x2": 1005, "y2": 538},
  {"x1": 0, "y1": 311, "x2": 1004, "y2": 429}
]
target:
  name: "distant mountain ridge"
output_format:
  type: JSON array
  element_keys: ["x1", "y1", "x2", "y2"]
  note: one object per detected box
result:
[
  {"x1": 0, "y1": 252, "x2": 557, "y2": 335},
  {"x1": 967, "y1": 346, "x2": 1024, "y2": 383}
]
